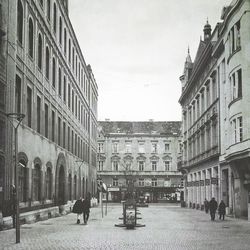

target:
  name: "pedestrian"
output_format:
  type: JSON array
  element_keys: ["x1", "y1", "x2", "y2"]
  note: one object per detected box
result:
[
  {"x1": 83, "y1": 193, "x2": 91, "y2": 224},
  {"x1": 72, "y1": 197, "x2": 84, "y2": 224},
  {"x1": 209, "y1": 197, "x2": 218, "y2": 221},
  {"x1": 204, "y1": 198, "x2": 209, "y2": 213},
  {"x1": 218, "y1": 200, "x2": 226, "y2": 220}
]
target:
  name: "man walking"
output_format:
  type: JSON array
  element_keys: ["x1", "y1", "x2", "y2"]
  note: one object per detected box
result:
[
  {"x1": 83, "y1": 193, "x2": 91, "y2": 224},
  {"x1": 209, "y1": 197, "x2": 218, "y2": 221}
]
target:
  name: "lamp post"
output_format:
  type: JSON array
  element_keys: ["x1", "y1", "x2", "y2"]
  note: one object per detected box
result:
[{"x1": 6, "y1": 113, "x2": 25, "y2": 244}]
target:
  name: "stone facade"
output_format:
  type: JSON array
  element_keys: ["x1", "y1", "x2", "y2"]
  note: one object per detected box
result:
[
  {"x1": 179, "y1": 0, "x2": 250, "y2": 218},
  {"x1": 97, "y1": 121, "x2": 182, "y2": 202},
  {"x1": 0, "y1": 0, "x2": 98, "y2": 226}
]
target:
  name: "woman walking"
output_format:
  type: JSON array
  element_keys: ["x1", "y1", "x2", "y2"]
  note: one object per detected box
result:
[
  {"x1": 218, "y1": 200, "x2": 226, "y2": 220},
  {"x1": 72, "y1": 197, "x2": 84, "y2": 224}
]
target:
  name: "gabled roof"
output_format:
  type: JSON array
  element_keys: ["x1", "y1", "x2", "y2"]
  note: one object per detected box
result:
[{"x1": 193, "y1": 40, "x2": 207, "y2": 68}]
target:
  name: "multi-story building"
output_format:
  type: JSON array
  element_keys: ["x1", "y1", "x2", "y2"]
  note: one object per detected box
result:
[
  {"x1": 179, "y1": 0, "x2": 250, "y2": 219},
  {"x1": 97, "y1": 121, "x2": 182, "y2": 202},
  {"x1": 216, "y1": 0, "x2": 250, "y2": 219},
  {"x1": 179, "y1": 21, "x2": 220, "y2": 210},
  {"x1": 0, "y1": 0, "x2": 98, "y2": 227}
]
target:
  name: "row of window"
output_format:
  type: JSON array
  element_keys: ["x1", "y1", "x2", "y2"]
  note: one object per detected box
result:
[
  {"x1": 183, "y1": 121, "x2": 218, "y2": 161},
  {"x1": 98, "y1": 142, "x2": 172, "y2": 154},
  {"x1": 15, "y1": 74, "x2": 92, "y2": 161},
  {"x1": 18, "y1": 161, "x2": 87, "y2": 203},
  {"x1": 98, "y1": 160, "x2": 172, "y2": 172},
  {"x1": 16, "y1": 0, "x2": 98, "y2": 116},
  {"x1": 183, "y1": 72, "x2": 217, "y2": 131}
]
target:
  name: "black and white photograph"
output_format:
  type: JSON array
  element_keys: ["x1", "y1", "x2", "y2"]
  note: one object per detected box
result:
[{"x1": 0, "y1": 0, "x2": 250, "y2": 249}]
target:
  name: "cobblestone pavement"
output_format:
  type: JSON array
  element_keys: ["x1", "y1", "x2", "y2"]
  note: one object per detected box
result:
[{"x1": 1, "y1": 203, "x2": 250, "y2": 250}]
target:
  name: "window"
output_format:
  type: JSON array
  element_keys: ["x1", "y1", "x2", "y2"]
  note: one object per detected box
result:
[
  {"x1": 113, "y1": 161, "x2": 118, "y2": 171},
  {"x1": 151, "y1": 178, "x2": 157, "y2": 187},
  {"x1": 44, "y1": 103, "x2": 48, "y2": 138},
  {"x1": 51, "y1": 110, "x2": 55, "y2": 142},
  {"x1": 138, "y1": 143, "x2": 144, "y2": 153},
  {"x1": 17, "y1": 0, "x2": 23, "y2": 44},
  {"x1": 37, "y1": 96, "x2": 41, "y2": 133},
  {"x1": 58, "y1": 67, "x2": 62, "y2": 96},
  {"x1": 64, "y1": 28, "x2": 67, "y2": 54},
  {"x1": 45, "y1": 167, "x2": 52, "y2": 199},
  {"x1": 18, "y1": 160, "x2": 28, "y2": 202},
  {"x1": 67, "y1": 126, "x2": 70, "y2": 151},
  {"x1": 68, "y1": 174, "x2": 72, "y2": 200},
  {"x1": 37, "y1": 34, "x2": 43, "y2": 70},
  {"x1": 33, "y1": 164, "x2": 41, "y2": 201},
  {"x1": 72, "y1": 90, "x2": 74, "y2": 113},
  {"x1": 58, "y1": 117, "x2": 61, "y2": 145},
  {"x1": 15, "y1": 75, "x2": 21, "y2": 114},
  {"x1": 62, "y1": 121, "x2": 66, "y2": 148},
  {"x1": 139, "y1": 161, "x2": 144, "y2": 171},
  {"x1": 212, "y1": 73, "x2": 217, "y2": 101},
  {"x1": 152, "y1": 142, "x2": 157, "y2": 153},
  {"x1": 28, "y1": 18, "x2": 34, "y2": 58},
  {"x1": 72, "y1": 47, "x2": 75, "y2": 70},
  {"x1": 59, "y1": 17, "x2": 62, "y2": 45},
  {"x1": 139, "y1": 178, "x2": 144, "y2": 187},
  {"x1": 26, "y1": 86, "x2": 32, "y2": 128},
  {"x1": 63, "y1": 76, "x2": 66, "y2": 102},
  {"x1": 112, "y1": 142, "x2": 118, "y2": 153},
  {"x1": 39, "y1": 0, "x2": 43, "y2": 8},
  {"x1": 98, "y1": 161, "x2": 103, "y2": 171},
  {"x1": 53, "y1": 3, "x2": 57, "y2": 33},
  {"x1": 45, "y1": 47, "x2": 50, "y2": 79},
  {"x1": 206, "y1": 85, "x2": 210, "y2": 108},
  {"x1": 165, "y1": 143, "x2": 170, "y2": 152},
  {"x1": 112, "y1": 178, "x2": 118, "y2": 186},
  {"x1": 68, "y1": 39, "x2": 71, "y2": 63},
  {"x1": 73, "y1": 175, "x2": 77, "y2": 200},
  {"x1": 230, "y1": 69, "x2": 242, "y2": 101},
  {"x1": 229, "y1": 20, "x2": 241, "y2": 55},
  {"x1": 52, "y1": 57, "x2": 56, "y2": 88},
  {"x1": 125, "y1": 142, "x2": 131, "y2": 153},
  {"x1": 98, "y1": 143, "x2": 104, "y2": 153},
  {"x1": 231, "y1": 116, "x2": 243, "y2": 144},
  {"x1": 68, "y1": 84, "x2": 71, "y2": 108},
  {"x1": 46, "y1": 0, "x2": 51, "y2": 21},
  {"x1": 152, "y1": 161, "x2": 157, "y2": 171},
  {"x1": 165, "y1": 161, "x2": 170, "y2": 171}
]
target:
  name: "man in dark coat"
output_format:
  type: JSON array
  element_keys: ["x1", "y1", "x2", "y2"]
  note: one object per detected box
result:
[
  {"x1": 204, "y1": 198, "x2": 209, "y2": 213},
  {"x1": 218, "y1": 200, "x2": 226, "y2": 220},
  {"x1": 83, "y1": 193, "x2": 91, "y2": 224},
  {"x1": 72, "y1": 198, "x2": 84, "y2": 224},
  {"x1": 209, "y1": 197, "x2": 218, "y2": 221}
]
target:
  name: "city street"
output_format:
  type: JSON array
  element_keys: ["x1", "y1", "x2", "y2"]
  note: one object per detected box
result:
[{"x1": 1, "y1": 203, "x2": 250, "y2": 250}]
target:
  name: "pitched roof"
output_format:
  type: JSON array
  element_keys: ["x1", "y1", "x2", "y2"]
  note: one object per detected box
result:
[{"x1": 98, "y1": 121, "x2": 182, "y2": 136}]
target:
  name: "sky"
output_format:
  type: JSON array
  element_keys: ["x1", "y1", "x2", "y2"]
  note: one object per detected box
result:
[{"x1": 68, "y1": 0, "x2": 230, "y2": 122}]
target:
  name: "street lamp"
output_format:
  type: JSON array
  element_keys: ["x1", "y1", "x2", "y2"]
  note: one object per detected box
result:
[{"x1": 6, "y1": 112, "x2": 25, "y2": 244}]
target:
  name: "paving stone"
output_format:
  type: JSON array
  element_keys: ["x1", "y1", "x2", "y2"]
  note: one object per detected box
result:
[{"x1": 1, "y1": 204, "x2": 250, "y2": 250}]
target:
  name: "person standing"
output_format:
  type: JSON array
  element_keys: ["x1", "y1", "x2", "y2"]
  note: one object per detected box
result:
[
  {"x1": 72, "y1": 197, "x2": 84, "y2": 224},
  {"x1": 83, "y1": 194, "x2": 91, "y2": 224},
  {"x1": 209, "y1": 197, "x2": 218, "y2": 221},
  {"x1": 204, "y1": 198, "x2": 209, "y2": 213},
  {"x1": 218, "y1": 200, "x2": 226, "y2": 220}
]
